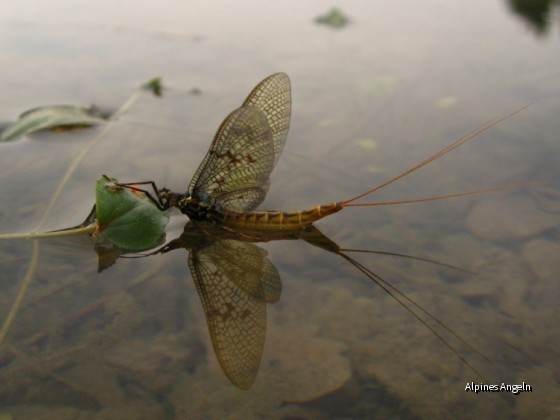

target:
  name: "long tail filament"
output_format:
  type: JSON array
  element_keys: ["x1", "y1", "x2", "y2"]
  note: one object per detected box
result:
[{"x1": 342, "y1": 104, "x2": 531, "y2": 207}]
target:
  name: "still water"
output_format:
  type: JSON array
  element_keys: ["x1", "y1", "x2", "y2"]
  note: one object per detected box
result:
[{"x1": 1, "y1": 0, "x2": 559, "y2": 418}]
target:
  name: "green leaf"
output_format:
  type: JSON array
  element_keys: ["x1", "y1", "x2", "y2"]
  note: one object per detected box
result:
[
  {"x1": 95, "y1": 175, "x2": 169, "y2": 251},
  {"x1": 315, "y1": 8, "x2": 350, "y2": 29},
  {"x1": 142, "y1": 77, "x2": 164, "y2": 97},
  {"x1": 1, "y1": 105, "x2": 105, "y2": 141}
]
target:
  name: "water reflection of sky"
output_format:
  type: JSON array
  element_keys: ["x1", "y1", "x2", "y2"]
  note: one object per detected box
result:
[{"x1": 1, "y1": 0, "x2": 559, "y2": 418}]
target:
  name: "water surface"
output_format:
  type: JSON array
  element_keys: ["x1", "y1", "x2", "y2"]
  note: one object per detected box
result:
[{"x1": 1, "y1": 0, "x2": 559, "y2": 418}]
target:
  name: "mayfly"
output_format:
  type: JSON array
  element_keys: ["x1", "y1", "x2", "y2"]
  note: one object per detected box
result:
[
  {"x1": 121, "y1": 72, "x2": 528, "y2": 229},
  {"x1": 107, "y1": 73, "x2": 529, "y2": 390}
]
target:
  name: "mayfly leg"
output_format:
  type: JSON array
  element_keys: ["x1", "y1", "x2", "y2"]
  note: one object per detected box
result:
[{"x1": 110, "y1": 177, "x2": 169, "y2": 210}]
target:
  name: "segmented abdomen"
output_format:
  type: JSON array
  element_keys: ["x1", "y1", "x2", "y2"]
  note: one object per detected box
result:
[{"x1": 212, "y1": 202, "x2": 344, "y2": 230}]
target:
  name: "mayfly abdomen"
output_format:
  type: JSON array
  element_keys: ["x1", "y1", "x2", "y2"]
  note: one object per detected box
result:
[{"x1": 213, "y1": 202, "x2": 344, "y2": 229}]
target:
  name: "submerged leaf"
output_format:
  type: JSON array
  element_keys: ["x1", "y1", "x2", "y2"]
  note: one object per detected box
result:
[
  {"x1": 1, "y1": 104, "x2": 105, "y2": 141},
  {"x1": 315, "y1": 8, "x2": 350, "y2": 29},
  {"x1": 95, "y1": 176, "x2": 168, "y2": 251},
  {"x1": 143, "y1": 77, "x2": 164, "y2": 97}
]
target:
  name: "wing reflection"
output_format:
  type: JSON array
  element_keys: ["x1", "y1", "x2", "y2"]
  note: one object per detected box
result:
[
  {"x1": 187, "y1": 237, "x2": 279, "y2": 389},
  {"x1": 154, "y1": 222, "x2": 341, "y2": 389},
  {"x1": 188, "y1": 240, "x2": 276, "y2": 389}
]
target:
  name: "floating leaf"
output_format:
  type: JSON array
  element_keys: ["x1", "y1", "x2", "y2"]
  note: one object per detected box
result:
[
  {"x1": 95, "y1": 175, "x2": 168, "y2": 251},
  {"x1": 1, "y1": 105, "x2": 105, "y2": 141},
  {"x1": 142, "y1": 77, "x2": 164, "y2": 97},
  {"x1": 315, "y1": 8, "x2": 350, "y2": 29}
]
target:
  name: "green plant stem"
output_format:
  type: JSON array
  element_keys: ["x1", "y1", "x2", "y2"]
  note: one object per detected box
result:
[
  {"x1": 0, "y1": 240, "x2": 40, "y2": 346},
  {"x1": 0, "y1": 224, "x2": 96, "y2": 239}
]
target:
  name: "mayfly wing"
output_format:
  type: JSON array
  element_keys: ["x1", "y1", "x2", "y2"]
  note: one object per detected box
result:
[
  {"x1": 188, "y1": 239, "x2": 281, "y2": 389},
  {"x1": 241, "y1": 72, "x2": 292, "y2": 167},
  {"x1": 188, "y1": 73, "x2": 292, "y2": 212},
  {"x1": 188, "y1": 106, "x2": 275, "y2": 211}
]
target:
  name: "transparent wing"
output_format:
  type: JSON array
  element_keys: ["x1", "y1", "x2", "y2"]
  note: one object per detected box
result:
[
  {"x1": 188, "y1": 106, "x2": 275, "y2": 211},
  {"x1": 189, "y1": 239, "x2": 281, "y2": 389},
  {"x1": 241, "y1": 72, "x2": 291, "y2": 167},
  {"x1": 188, "y1": 73, "x2": 291, "y2": 212}
]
